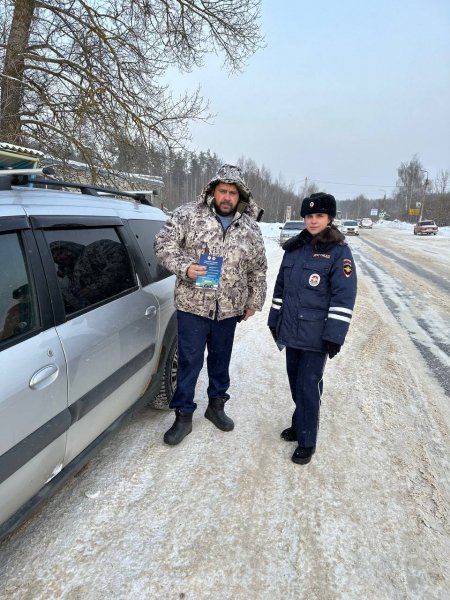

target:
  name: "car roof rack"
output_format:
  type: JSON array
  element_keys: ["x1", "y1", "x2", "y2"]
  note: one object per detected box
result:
[{"x1": 0, "y1": 169, "x2": 155, "y2": 205}]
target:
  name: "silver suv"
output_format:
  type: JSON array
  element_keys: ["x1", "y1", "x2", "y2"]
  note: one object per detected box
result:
[
  {"x1": 279, "y1": 220, "x2": 305, "y2": 244},
  {"x1": 0, "y1": 146, "x2": 177, "y2": 541}
]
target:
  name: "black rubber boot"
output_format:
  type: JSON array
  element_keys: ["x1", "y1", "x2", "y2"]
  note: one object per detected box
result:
[
  {"x1": 291, "y1": 445, "x2": 316, "y2": 465},
  {"x1": 205, "y1": 398, "x2": 234, "y2": 432},
  {"x1": 163, "y1": 411, "x2": 193, "y2": 445},
  {"x1": 280, "y1": 427, "x2": 297, "y2": 442}
]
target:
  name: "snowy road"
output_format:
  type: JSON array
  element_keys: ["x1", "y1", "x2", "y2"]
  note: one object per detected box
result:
[
  {"x1": 0, "y1": 224, "x2": 449, "y2": 600},
  {"x1": 350, "y1": 228, "x2": 450, "y2": 395}
]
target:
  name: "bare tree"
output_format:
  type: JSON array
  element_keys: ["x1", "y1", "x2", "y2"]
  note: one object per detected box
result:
[
  {"x1": 0, "y1": 0, "x2": 263, "y2": 180},
  {"x1": 396, "y1": 154, "x2": 427, "y2": 215},
  {"x1": 299, "y1": 177, "x2": 319, "y2": 199},
  {"x1": 433, "y1": 169, "x2": 450, "y2": 194}
]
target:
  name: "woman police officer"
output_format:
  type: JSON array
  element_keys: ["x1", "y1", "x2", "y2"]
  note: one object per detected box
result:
[{"x1": 268, "y1": 192, "x2": 357, "y2": 464}]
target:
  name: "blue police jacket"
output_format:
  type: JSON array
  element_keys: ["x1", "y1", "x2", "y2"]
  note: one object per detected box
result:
[{"x1": 268, "y1": 228, "x2": 357, "y2": 352}]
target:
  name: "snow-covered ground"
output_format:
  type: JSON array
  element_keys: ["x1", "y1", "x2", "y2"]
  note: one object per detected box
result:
[
  {"x1": 268, "y1": 219, "x2": 450, "y2": 237},
  {"x1": 375, "y1": 220, "x2": 450, "y2": 237},
  {"x1": 0, "y1": 224, "x2": 449, "y2": 600}
]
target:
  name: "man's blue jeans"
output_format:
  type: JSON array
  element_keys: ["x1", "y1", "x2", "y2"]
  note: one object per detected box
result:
[
  {"x1": 285, "y1": 348, "x2": 327, "y2": 448},
  {"x1": 170, "y1": 311, "x2": 238, "y2": 415}
]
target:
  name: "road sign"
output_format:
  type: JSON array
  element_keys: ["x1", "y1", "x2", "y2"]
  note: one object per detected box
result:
[
  {"x1": 370, "y1": 208, "x2": 378, "y2": 216},
  {"x1": 409, "y1": 208, "x2": 420, "y2": 216},
  {"x1": 416, "y1": 202, "x2": 422, "y2": 208}
]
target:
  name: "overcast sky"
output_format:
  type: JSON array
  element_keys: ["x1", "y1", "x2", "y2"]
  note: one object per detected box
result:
[{"x1": 165, "y1": 0, "x2": 450, "y2": 200}]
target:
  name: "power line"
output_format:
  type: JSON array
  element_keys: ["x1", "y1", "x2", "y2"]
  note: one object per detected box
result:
[{"x1": 308, "y1": 178, "x2": 398, "y2": 188}]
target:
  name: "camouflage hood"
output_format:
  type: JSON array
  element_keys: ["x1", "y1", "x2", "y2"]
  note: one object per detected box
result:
[
  {"x1": 154, "y1": 197, "x2": 267, "y2": 320},
  {"x1": 199, "y1": 164, "x2": 264, "y2": 221}
]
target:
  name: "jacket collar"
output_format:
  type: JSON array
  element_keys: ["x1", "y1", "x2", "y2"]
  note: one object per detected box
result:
[
  {"x1": 282, "y1": 228, "x2": 313, "y2": 251},
  {"x1": 283, "y1": 225, "x2": 345, "y2": 252}
]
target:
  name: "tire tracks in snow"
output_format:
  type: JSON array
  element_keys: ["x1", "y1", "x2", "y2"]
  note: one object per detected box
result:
[
  {"x1": 350, "y1": 237, "x2": 450, "y2": 396},
  {"x1": 358, "y1": 235, "x2": 450, "y2": 293}
]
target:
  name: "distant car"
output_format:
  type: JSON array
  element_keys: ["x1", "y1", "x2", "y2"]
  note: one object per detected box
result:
[
  {"x1": 341, "y1": 220, "x2": 359, "y2": 236},
  {"x1": 360, "y1": 218, "x2": 373, "y2": 229},
  {"x1": 279, "y1": 220, "x2": 305, "y2": 244},
  {"x1": 414, "y1": 220, "x2": 438, "y2": 235}
]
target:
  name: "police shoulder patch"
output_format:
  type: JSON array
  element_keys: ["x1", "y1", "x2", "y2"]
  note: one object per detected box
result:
[{"x1": 343, "y1": 258, "x2": 353, "y2": 278}]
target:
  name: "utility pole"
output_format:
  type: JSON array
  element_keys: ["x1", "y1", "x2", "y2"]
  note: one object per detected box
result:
[
  {"x1": 419, "y1": 171, "x2": 429, "y2": 221},
  {"x1": 303, "y1": 177, "x2": 308, "y2": 196}
]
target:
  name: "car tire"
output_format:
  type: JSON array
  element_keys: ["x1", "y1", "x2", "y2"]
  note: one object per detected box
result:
[{"x1": 148, "y1": 337, "x2": 178, "y2": 410}]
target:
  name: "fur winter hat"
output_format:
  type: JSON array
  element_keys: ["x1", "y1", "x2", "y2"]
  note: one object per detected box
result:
[{"x1": 300, "y1": 192, "x2": 336, "y2": 218}]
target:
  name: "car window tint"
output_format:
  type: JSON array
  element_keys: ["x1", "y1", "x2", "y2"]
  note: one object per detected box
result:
[
  {"x1": 44, "y1": 228, "x2": 136, "y2": 316},
  {"x1": 128, "y1": 219, "x2": 172, "y2": 283},
  {"x1": 283, "y1": 222, "x2": 304, "y2": 230},
  {"x1": 0, "y1": 232, "x2": 40, "y2": 343}
]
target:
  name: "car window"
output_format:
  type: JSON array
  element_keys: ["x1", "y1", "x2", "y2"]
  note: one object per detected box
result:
[
  {"x1": 344, "y1": 220, "x2": 358, "y2": 226},
  {"x1": 283, "y1": 222, "x2": 304, "y2": 230},
  {"x1": 0, "y1": 232, "x2": 40, "y2": 344},
  {"x1": 128, "y1": 219, "x2": 172, "y2": 283},
  {"x1": 44, "y1": 228, "x2": 136, "y2": 316}
]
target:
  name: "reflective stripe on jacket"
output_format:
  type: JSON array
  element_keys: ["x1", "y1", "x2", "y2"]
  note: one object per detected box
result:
[{"x1": 268, "y1": 238, "x2": 357, "y2": 351}]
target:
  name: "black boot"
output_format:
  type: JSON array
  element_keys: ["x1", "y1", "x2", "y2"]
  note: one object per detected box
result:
[
  {"x1": 164, "y1": 411, "x2": 192, "y2": 445},
  {"x1": 205, "y1": 398, "x2": 234, "y2": 432},
  {"x1": 291, "y1": 445, "x2": 315, "y2": 465},
  {"x1": 280, "y1": 427, "x2": 297, "y2": 442}
]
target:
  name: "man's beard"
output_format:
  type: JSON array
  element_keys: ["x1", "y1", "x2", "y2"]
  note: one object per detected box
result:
[{"x1": 214, "y1": 202, "x2": 235, "y2": 216}]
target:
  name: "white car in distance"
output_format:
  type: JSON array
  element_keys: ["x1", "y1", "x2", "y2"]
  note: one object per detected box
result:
[
  {"x1": 341, "y1": 220, "x2": 360, "y2": 236},
  {"x1": 360, "y1": 218, "x2": 373, "y2": 229}
]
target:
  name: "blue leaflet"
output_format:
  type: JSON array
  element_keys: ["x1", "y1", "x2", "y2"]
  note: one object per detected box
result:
[{"x1": 195, "y1": 254, "x2": 223, "y2": 289}]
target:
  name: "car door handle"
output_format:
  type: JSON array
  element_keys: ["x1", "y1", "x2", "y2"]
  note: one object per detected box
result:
[
  {"x1": 29, "y1": 364, "x2": 59, "y2": 390},
  {"x1": 145, "y1": 306, "x2": 157, "y2": 318}
]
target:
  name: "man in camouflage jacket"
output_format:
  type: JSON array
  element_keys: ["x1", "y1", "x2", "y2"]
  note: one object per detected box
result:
[{"x1": 154, "y1": 164, "x2": 267, "y2": 445}]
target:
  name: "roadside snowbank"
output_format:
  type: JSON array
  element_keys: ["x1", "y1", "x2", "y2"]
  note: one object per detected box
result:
[{"x1": 259, "y1": 220, "x2": 450, "y2": 238}]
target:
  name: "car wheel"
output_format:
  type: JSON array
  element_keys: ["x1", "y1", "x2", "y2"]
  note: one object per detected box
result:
[
  {"x1": 148, "y1": 337, "x2": 177, "y2": 410},
  {"x1": 414, "y1": 230, "x2": 417, "y2": 235}
]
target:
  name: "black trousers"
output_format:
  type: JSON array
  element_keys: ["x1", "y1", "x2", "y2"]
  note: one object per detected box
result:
[{"x1": 285, "y1": 347, "x2": 327, "y2": 447}]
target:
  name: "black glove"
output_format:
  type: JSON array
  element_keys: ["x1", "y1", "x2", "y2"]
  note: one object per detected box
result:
[
  {"x1": 325, "y1": 341, "x2": 341, "y2": 359},
  {"x1": 269, "y1": 327, "x2": 285, "y2": 351}
]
